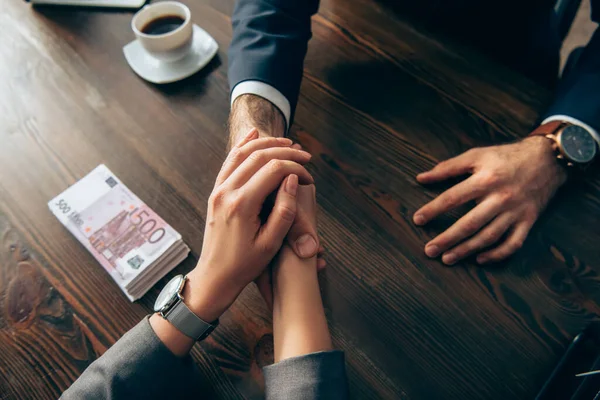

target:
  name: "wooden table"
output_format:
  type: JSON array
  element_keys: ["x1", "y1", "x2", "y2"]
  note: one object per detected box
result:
[{"x1": 1, "y1": 0, "x2": 599, "y2": 398}]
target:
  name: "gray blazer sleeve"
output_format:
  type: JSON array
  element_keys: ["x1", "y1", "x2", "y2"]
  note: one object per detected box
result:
[
  {"x1": 263, "y1": 350, "x2": 349, "y2": 399},
  {"x1": 61, "y1": 316, "x2": 205, "y2": 399},
  {"x1": 62, "y1": 316, "x2": 348, "y2": 399}
]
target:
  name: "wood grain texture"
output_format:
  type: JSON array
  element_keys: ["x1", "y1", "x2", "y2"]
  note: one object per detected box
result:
[{"x1": 0, "y1": 0, "x2": 599, "y2": 399}]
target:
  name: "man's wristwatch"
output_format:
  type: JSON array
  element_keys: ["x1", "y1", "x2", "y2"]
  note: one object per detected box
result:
[
  {"x1": 529, "y1": 121, "x2": 598, "y2": 167},
  {"x1": 153, "y1": 274, "x2": 218, "y2": 341}
]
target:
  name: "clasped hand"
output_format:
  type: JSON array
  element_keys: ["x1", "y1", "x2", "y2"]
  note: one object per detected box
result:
[{"x1": 189, "y1": 129, "x2": 320, "y2": 316}]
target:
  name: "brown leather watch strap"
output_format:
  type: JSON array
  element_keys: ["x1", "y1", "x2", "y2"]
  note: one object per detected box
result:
[{"x1": 529, "y1": 120, "x2": 565, "y2": 137}]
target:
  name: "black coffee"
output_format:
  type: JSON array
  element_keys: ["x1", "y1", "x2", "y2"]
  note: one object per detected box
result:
[{"x1": 141, "y1": 15, "x2": 185, "y2": 35}]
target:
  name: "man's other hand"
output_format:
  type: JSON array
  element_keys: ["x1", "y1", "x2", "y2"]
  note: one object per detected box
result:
[{"x1": 413, "y1": 136, "x2": 568, "y2": 265}]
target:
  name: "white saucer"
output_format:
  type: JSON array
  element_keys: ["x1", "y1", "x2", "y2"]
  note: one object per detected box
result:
[{"x1": 123, "y1": 25, "x2": 219, "y2": 84}]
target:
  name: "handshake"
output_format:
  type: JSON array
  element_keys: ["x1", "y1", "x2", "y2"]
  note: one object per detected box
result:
[{"x1": 179, "y1": 127, "x2": 326, "y2": 327}]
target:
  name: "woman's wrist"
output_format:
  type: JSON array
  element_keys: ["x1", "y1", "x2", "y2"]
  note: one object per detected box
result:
[
  {"x1": 273, "y1": 245, "x2": 319, "y2": 306},
  {"x1": 275, "y1": 245, "x2": 316, "y2": 272},
  {"x1": 272, "y1": 245, "x2": 332, "y2": 362},
  {"x1": 184, "y1": 264, "x2": 241, "y2": 323},
  {"x1": 149, "y1": 265, "x2": 241, "y2": 357}
]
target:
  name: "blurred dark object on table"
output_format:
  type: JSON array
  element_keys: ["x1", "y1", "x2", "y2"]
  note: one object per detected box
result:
[{"x1": 536, "y1": 323, "x2": 600, "y2": 400}]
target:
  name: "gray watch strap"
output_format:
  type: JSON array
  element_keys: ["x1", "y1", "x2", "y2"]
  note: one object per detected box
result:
[{"x1": 165, "y1": 300, "x2": 216, "y2": 341}]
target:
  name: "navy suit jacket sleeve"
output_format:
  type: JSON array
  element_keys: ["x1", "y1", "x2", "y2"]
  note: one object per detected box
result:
[
  {"x1": 228, "y1": 0, "x2": 320, "y2": 122},
  {"x1": 544, "y1": 0, "x2": 600, "y2": 131}
]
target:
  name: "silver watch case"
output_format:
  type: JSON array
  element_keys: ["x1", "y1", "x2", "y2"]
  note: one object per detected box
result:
[
  {"x1": 154, "y1": 274, "x2": 218, "y2": 341},
  {"x1": 154, "y1": 274, "x2": 187, "y2": 317}
]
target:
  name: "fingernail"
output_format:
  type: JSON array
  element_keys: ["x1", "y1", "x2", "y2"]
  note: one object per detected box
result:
[
  {"x1": 442, "y1": 253, "x2": 457, "y2": 265},
  {"x1": 245, "y1": 128, "x2": 258, "y2": 139},
  {"x1": 278, "y1": 137, "x2": 293, "y2": 145},
  {"x1": 414, "y1": 214, "x2": 426, "y2": 225},
  {"x1": 285, "y1": 174, "x2": 298, "y2": 196},
  {"x1": 296, "y1": 234, "x2": 317, "y2": 257},
  {"x1": 425, "y1": 244, "x2": 440, "y2": 257}
]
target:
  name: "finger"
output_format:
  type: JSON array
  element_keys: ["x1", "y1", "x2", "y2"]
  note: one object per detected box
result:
[
  {"x1": 255, "y1": 270, "x2": 273, "y2": 311},
  {"x1": 424, "y1": 197, "x2": 503, "y2": 258},
  {"x1": 317, "y1": 258, "x2": 327, "y2": 270},
  {"x1": 256, "y1": 174, "x2": 298, "y2": 256},
  {"x1": 413, "y1": 176, "x2": 482, "y2": 226},
  {"x1": 289, "y1": 234, "x2": 319, "y2": 258},
  {"x1": 416, "y1": 150, "x2": 477, "y2": 184},
  {"x1": 287, "y1": 185, "x2": 318, "y2": 259},
  {"x1": 440, "y1": 212, "x2": 513, "y2": 265},
  {"x1": 476, "y1": 220, "x2": 533, "y2": 264},
  {"x1": 242, "y1": 161, "x2": 313, "y2": 210},
  {"x1": 215, "y1": 128, "x2": 259, "y2": 186},
  {"x1": 236, "y1": 128, "x2": 259, "y2": 148},
  {"x1": 318, "y1": 246, "x2": 325, "y2": 254},
  {"x1": 291, "y1": 143, "x2": 302, "y2": 150},
  {"x1": 215, "y1": 136, "x2": 294, "y2": 186},
  {"x1": 226, "y1": 147, "x2": 312, "y2": 189}
]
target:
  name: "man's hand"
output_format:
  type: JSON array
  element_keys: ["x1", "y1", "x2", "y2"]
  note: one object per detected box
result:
[
  {"x1": 187, "y1": 129, "x2": 314, "y2": 321},
  {"x1": 228, "y1": 94, "x2": 320, "y2": 259},
  {"x1": 413, "y1": 136, "x2": 568, "y2": 265}
]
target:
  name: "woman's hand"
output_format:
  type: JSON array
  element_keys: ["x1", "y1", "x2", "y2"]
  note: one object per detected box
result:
[
  {"x1": 255, "y1": 183, "x2": 326, "y2": 310},
  {"x1": 185, "y1": 129, "x2": 315, "y2": 321},
  {"x1": 271, "y1": 185, "x2": 333, "y2": 361},
  {"x1": 151, "y1": 129, "x2": 314, "y2": 356}
]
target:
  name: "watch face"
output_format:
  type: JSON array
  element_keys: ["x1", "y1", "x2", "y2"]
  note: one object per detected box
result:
[
  {"x1": 560, "y1": 125, "x2": 597, "y2": 163},
  {"x1": 154, "y1": 275, "x2": 184, "y2": 312}
]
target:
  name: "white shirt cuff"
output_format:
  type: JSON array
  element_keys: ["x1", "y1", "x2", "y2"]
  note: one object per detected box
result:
[
  {"x1": 542, "y1": 115, "x2": 600, "y2": 145},
  {"x1": 231, "y1": 81, "x2": 291, "y2": 130}
]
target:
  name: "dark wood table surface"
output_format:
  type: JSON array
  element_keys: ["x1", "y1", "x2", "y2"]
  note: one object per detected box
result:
[{"x1": 2, "y1": 0, "x2": 600, "y2": 399}]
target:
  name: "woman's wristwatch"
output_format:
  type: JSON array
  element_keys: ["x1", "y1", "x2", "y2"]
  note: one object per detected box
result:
[
  {"x1": 529, "y1": 121, "x2": 598, "y2": 168},
  {"x1": 153, "y1": 274, "x2": 219, "y2": 341}
]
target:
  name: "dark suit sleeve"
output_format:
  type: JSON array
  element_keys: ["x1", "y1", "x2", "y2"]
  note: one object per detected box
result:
[
  {"x1": 60, "y1": 317, "x2": 205, "y2": 399},
  {"x1": 543, "y1": 0, "x2": 600, "y2": 132},
  {"x1": 228, "y1": 0, "x2": 320, "y2": 122},
  {"x1": 263, "y1": 350, "x2": 349, "y2": 399}
]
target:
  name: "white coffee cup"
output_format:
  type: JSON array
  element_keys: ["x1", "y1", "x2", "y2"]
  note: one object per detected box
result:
[{"x1": 131, "y1": 1, "x2": 193, "y2": 62}]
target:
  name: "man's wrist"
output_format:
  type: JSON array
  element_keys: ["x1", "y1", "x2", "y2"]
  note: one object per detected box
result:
[
  {"x1": 228, "y1": 94, "x2": 286, "y2": 148},
  {"x1": 523, "y1": 135, "x2": 569, "y2": 183},
  {"x1": 523, "y1": 133, "x2": 554, "y2": 148}
]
